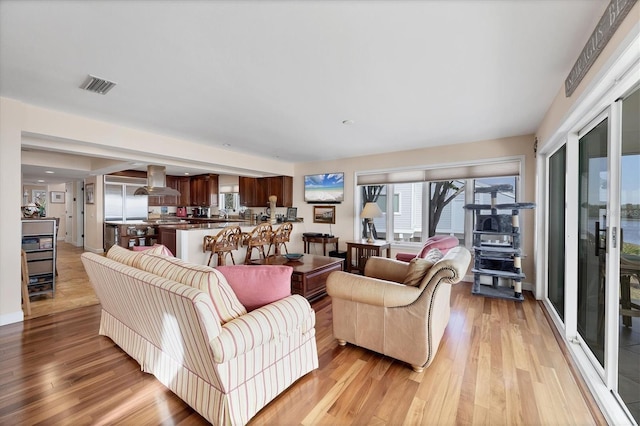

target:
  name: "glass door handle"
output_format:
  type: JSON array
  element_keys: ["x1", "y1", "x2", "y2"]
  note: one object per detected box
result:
[
  {"x1": 594, "y1": 221, "x2": 607, "y2": 256},
  {"x1": 595, "y1": 221, "x2": 600, "y2": 257}
]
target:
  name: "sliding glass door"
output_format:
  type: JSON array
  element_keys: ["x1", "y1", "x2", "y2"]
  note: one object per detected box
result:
[
  {"x1": 577, "y1": 117, "x2": 609, "y2": 367},
  {"x1": 547, "y1": 146, "x2": 566, "y2": 321},
  {"x1": 545, "y1": 87, "x2": 640, "y2": 423}
]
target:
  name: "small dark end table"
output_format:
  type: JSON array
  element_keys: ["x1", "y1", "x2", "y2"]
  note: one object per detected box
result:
[
  {"x1": 345, "y1": 239, "x2": 391, "y2": 274},
  {"x1": 302, "y1": 235, "x2": 339, "y2": 256}
]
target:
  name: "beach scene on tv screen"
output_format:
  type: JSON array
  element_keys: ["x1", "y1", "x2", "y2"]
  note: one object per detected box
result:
[{"x1": 305, "y1": 173, "x2": 344, "y2": 202}]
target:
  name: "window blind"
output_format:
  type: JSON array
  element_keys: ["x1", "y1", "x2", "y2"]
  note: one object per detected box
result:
[{"x1": 356, "y1": 159, "x2": 521, "y2": 185}]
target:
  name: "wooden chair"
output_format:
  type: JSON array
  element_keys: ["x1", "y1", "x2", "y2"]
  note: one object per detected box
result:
[
  {"x1": 269, "y1": 222, "x2": 293, "y2": 256},
  {"x1": 203, "y1": 225, "x2": 242, "y2": 267},
  {"x1": 20, "y1": 249, "x2": 32, "y2": 316},
  {"x1": 242, "y1": 223, "x2": 273, "y2": 264},
  {"x1": 620, "y1": 254, "x2": 640, "y2": 327}
]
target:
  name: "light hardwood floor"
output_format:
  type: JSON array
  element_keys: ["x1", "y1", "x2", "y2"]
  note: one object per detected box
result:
[{"x1": 4, "y1": 253, "x2": 606, "y2": 425}]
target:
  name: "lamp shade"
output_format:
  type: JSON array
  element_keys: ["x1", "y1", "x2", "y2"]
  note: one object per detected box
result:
[{"x1": 360, "y1": 202, "x2": 383, "y2": 219}]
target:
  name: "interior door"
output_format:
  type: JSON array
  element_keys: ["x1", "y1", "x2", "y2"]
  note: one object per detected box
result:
[{"x1": 577, "y1": 117, "x2": 609, "y2": 368}]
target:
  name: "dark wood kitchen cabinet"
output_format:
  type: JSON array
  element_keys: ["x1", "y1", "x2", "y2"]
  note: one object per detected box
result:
[
  {"x1": 157, "y1": 226, "x2": 176, "y2": 257},
  {"x1": 176, "y1": 176, "x2": 191, "y2": 206},
  {"x1": 240, "y1": 176, "x2": 292, "y2": 207},
  {"x1": 266, "y1": 176, "x2": 293, "y2": 207},
  {"x1": 190, "y1": 174, "x2": 218, "y2": 206},
  {"x1": 239, "y1": 176, "x2": 257, "y2": 207},
  {"x1": 148, "y1": 175, "x2": 188, "y2": 206}
]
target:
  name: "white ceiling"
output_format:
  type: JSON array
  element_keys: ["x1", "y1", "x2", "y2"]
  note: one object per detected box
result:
[{"x1": 1, "y1": 0, "x2": 608, "y2": 183}]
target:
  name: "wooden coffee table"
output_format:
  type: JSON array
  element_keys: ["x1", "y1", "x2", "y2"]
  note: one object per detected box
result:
[{"x1": 251, "y1": 254, "x2": 344, "y2": 301}]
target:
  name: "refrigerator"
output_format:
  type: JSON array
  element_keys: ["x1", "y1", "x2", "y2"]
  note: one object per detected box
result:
[{"x1": 103, "y1": 176, "x2": 148, "y2": 251}]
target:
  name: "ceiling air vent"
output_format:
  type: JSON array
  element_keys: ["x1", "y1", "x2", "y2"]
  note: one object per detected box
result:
[{"x1": 80, "y1": 75, "x2": 116, "y2": 95}]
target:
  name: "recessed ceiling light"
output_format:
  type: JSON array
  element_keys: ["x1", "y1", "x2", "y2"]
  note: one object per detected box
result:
[
  {"x1": 45, "y1": 170, "x2": 54, "y2": 174},
  {"x1": 342, "y1": 119, "x2": 355, "y2": 125},
  {"x1": 184, "y1": 172, "x2": 190, "y2": 175},
  {"x1": 37, "y1": 179, "x2": 45, "y2": 183}
]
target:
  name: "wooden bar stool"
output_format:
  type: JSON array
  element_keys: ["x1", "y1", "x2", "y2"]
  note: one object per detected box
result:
[
  {"x1": 20, "y1": 249, "x2": 32, "y2": 316},
  {"x1": 269, "y1": 222, "x2": 293, "y2": 256},
  {"x1": 203, "y1": 225, "x2": 242, "y2": 267},
  {"x1": 242, "y1": 223, "x2": 272, "y2": 264}
]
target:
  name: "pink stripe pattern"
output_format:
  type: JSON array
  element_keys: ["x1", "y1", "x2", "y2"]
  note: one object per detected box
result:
[{"x1": 82, "y1": 252, "x2": 318, "y2": 425}]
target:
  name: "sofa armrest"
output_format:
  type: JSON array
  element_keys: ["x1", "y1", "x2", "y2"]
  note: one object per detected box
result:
[
  {"x1": 395, "y1": 252, "x2": 417, "y2": 262},
  {"x1": 419, "y1": 246, "x2": 471, "y2": 288},
  {"x1": 209, "y1": 294, "x2": 314, "y2": 363},
  {"x1": 326, "y1": 271, "x2": 421, "y2": 308},
  {"x1": 364, "y1": 257, "x2": 409, "y2": 282}
]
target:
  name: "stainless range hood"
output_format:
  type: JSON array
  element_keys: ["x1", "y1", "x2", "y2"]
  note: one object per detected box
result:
[{"x1": 133, "y1": 165, "x2": 181, "y2": 196}]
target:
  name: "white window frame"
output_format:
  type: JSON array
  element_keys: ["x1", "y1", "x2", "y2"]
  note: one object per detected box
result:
[{"x1": 355, "y1": 156, "x2": 525, "y2": 251}]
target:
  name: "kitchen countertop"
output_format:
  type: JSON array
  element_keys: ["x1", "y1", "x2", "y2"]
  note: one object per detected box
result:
[
  {"x1": 156, "y1": 221, "x2": 252, "y2": 230},
  {"x1": 104, "y1": 218, "x2": 294, "y2": 230}
]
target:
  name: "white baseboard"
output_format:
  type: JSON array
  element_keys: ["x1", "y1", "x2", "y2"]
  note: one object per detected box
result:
[{"x1": 0, "y1": 310, "x2": 24, "y2": 326}]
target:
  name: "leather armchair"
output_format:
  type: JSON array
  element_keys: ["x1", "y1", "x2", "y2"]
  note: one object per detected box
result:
[{"x1": 326, "y1": 246, "x2": 471, "y2": 372}]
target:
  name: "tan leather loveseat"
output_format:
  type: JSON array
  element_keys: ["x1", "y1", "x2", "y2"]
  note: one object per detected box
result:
[{"x1": 326, "y1": 246, "x2": 471, "y2": 372}]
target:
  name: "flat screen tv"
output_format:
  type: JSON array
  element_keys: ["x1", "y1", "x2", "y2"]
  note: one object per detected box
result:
[{"x1": 304, "y1": 172, "x2": 344, "y2": 203}]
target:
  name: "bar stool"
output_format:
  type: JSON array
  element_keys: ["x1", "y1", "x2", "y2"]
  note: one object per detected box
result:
[
  {"x1": 269, "y1": 222, "x2": 293, "y2": 256},
  {"x1": 203, "y1": 225, "x2": 242, "y2": 267},
  {"x1": 242, "y1": 223, "x2": 272, "y2": 264}
]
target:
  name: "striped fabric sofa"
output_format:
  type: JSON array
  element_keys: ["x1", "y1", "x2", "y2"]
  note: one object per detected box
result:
[{"x1": 81, "y1": 245, "x2": 318, "y2": 425}]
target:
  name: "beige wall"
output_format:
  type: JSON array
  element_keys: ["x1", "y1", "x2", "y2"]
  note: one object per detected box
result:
[
  {"x1": 537, "y1": 2, "x2": 639, "y2": 151},
  {"x1": 1, "y1": 95, "x2": 537, "y2": 326},
  {"x1": 0, "y1": 97, "x2": 296, "y2": 325},
  {"x1": 0, "y1": 98, "x2": 23, "y2": 326},
  {"x1": 83, "y1": 175, "x2": 103, "y2": 253}
]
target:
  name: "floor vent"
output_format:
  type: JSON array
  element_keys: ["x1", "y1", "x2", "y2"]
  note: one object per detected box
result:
[{"x1": 80, "y1": 75, "x2": 116, "y2": 95}]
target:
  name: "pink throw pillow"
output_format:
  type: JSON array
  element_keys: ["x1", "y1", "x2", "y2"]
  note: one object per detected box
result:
[
  {"x1": 216, "y1": 265, "x2": 293, "y2": 311},
  {"x1": 132, "y1": 244, "x2": 174, "y2": 256},
  {"x1": 417, "y1": 235, "x2": 458, "y2": 258}
]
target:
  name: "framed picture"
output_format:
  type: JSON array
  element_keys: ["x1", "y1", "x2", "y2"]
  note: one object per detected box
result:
[
  {"x1": 286, "y1": 207, "x2": 298, "y2": 220},
  {"x1": 50, "y1": 191, "x2": 65, "y2": 204},
  {"x1": 85, "y1": 183, "x2": 95, "y2": 204},
  {"x1": 32, "y1": 189, "x2": 46, "y2": 205},
  {"x1": 313, "y1": 206, "x2": 335, "y2": 224}
]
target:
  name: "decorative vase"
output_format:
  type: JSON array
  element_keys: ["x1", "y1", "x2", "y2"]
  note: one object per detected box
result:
[{"x1": 269, "y1": 195, "x2": 277, "y2": 224}]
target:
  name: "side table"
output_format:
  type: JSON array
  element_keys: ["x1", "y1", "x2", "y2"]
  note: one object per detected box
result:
[
  {"x1": 345, "y1": 239, "x2": 391, "y2": 274},
  {"x1": 302, "y1": 235, "x2": 339, "y2": 256}
]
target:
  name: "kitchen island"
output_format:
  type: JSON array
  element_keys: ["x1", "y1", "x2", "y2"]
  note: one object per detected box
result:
[
  {"x1": 105, "y1": 218, "x2": 308, "y2": 266},
  {"x1": 174, "y1": 221, "x2": 307, "y2": 265},
  {"x1": 104, "y1": 218, "x2": 247, "y2": 253}
]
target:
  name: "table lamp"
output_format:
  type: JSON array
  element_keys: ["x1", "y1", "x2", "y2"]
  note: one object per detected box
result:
[{"x1": 360, "y1": 202, "x2": 383, "y2": 243}]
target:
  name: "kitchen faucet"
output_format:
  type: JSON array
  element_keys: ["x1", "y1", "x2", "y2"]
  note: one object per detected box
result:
[{"x1": 219, "y1": 209, "x2": 228, "y2": 219}]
